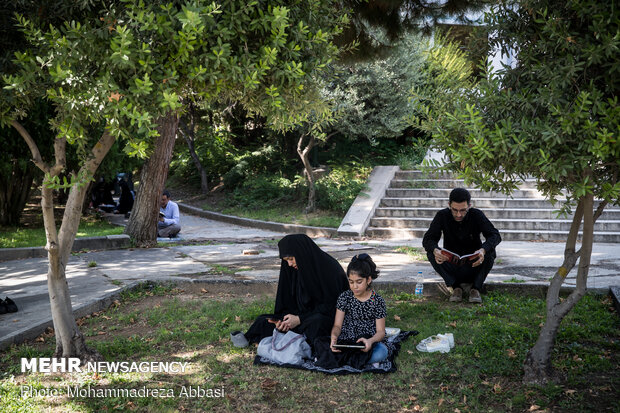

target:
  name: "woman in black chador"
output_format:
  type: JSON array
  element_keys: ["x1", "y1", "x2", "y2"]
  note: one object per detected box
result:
[{"x1": 242, "y1": 234, "x2": 348, "y2": 345}]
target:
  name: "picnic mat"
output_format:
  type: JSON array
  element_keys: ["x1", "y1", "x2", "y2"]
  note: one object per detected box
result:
[{"x1": 254, "y1": 330, "x2": 419, "y2": 375}]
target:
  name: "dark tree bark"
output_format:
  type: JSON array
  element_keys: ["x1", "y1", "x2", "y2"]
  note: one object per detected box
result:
[
  {"x1": 0, "y1": 159, "x2": 35, "y2": 226},
  {"x1": 179, "y1": 105, "x2": 208, "y2": 193},
  {"x1": 125, "y1": 111, "x2": 179, "y2": 247}
]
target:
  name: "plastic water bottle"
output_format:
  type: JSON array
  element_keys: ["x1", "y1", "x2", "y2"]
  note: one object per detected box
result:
[{"x1": 415, "y1": 271, "x2": 424, "y2": 297}]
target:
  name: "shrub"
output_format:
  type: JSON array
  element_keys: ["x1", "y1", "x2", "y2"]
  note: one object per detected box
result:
[
  {"x1": 229, "y1": 174, "x2": 303, "y2": 209},
  {"x1": 315, "y1": 165, "x2": 371, "y2": 213}
]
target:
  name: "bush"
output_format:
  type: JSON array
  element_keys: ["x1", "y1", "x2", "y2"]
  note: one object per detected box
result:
[
  {"x1": 223, "y1": 145, "x2": 290, "y2": 189},
  {"x1": 315, "y1": 165, "x2": 371, "y2": 213},
  {"x1": 229, "y1": 174, "x2": 303, "y2": 209}
]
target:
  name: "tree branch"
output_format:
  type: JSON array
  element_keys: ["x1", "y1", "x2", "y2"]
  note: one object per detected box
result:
[
  {"x1": 11, "y1": 119, "x2": 49, "y2": 173},
  {"x1": 593, "y1": 200, "x2": 608, "y2": 224}
]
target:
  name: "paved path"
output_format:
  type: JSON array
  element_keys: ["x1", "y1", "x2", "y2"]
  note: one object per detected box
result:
[{"x1": 1, "y1": 212, "x2": 619, "y2": 349}]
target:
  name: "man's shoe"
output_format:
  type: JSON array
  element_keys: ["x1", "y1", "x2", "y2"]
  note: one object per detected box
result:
[
  {"x1": 469, "y1": 289, "x2": 482, "y2": 304},
  {"x1": 449, "y1": 287, "x2": 463, "y2": 302},
  {"x1": 0, "y1": 300, "x2": 6, "y2": 315}
]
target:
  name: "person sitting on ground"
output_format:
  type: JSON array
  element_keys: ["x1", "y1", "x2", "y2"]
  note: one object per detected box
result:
[
  {"x1": 318, "y1": 253, "x2": 388, "y2": 368},
  {"x1": 236, "y1": 234, "x2": 348, "y2": 347},
  {"x1": 157, "y1": 189, "x2": 181, "y2": 238},
  {"x1": 114, "y1": 178, "x2": 134, "y2": 217},
  {"x1": 422, "y1": 187, "x2": 501, "y2": 304}
]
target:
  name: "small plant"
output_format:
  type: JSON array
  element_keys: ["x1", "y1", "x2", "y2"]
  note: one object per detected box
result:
[
  {"x1": 503, "y1": 277, "x2": 526, "y2": 284},
  {"x1": 394, "y1": 246, "x2": 427, "y2": 261},
  {"x1": 87, "y1": 261, "x2": 97, "y2": 267}
]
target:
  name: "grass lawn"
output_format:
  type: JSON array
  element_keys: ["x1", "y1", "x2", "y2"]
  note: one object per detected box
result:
[
  {"x1": 1, "y1": 284, "x2": 617, "y2": 412},
  {"x1": 207, "y1": 204, "x2": 343, "y2": 228},
  {"x1": 0, "y1": 216, "x2": 124, "y2": 248}
]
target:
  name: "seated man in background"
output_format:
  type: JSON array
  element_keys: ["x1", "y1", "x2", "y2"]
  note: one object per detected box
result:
[
  {"x1": 422, "y1": 188, "x2": 501, "y2": 303},
  {"x1": 158, "y1": 189, "x2": 181, "y2": 238}
]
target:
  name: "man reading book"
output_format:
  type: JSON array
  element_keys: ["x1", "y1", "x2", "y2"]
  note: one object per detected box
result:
[
  {"x1": 158, "y1": 189, "x2": 181, "y2": 238},
  {"x1": 422, "y1": 188, "x2": 501, "y2": 303}
]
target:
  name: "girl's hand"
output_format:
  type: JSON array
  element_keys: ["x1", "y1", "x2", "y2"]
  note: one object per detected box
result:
[
  {"x1": 356, "y1": 337, "x2": 372, "y2": 353},
  {"x1": 330, "y1": 338, "x2": 341, "y2": 353}
]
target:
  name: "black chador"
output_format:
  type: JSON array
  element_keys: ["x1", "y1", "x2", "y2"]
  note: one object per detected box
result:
[{"x1": 245, "y1": 234, "x2": 348, "y2": 344}]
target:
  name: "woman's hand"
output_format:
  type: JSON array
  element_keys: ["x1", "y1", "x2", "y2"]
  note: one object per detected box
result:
[
  {"x1": 280, "y1": 314, "x2": 300, "y2": 331},
  {"x1": 356, "y1": 337, "x2": 373, "y2": 353}
]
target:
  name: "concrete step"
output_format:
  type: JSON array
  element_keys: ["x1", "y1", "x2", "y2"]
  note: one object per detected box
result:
[
  {"x1": 394, "y1": 170, "x2": 456, "y2": 179},
  {"x1": 380, "y1": 197, "x2": 563, "y2": 209},
  {"x1": 364, "y1": 227, "x2": 620, "y2": 243},
  {"x1": 390, "y1": 178, "x2": 539, "y2": 189},
  {"x1": 386, "y1": 188, "x2": 546, "y2": 199},
  {"x1": 369, "y1": 217, "x2": 620, "y2": 232},
  {"x1": 374, "y1": 207, "x2": 620, "y2": 220}
]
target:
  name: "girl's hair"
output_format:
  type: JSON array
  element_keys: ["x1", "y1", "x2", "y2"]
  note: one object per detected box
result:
[{"x1": 347, "y1": 253, "x2": 379, "y2": 280}]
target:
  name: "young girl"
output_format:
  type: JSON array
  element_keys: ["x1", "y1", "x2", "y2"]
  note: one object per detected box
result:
[{"x1": 329, "y1": 253, "x2": 389, "y2": 365}]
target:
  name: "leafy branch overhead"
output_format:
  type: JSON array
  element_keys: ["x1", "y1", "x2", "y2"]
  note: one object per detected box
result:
[{"x1": 2, "y1": 0, "x2": 351, "y2": 160}]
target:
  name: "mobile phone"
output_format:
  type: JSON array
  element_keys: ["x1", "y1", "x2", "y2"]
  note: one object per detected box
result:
[{"x1": 267, "y1": 318, "x2": 282, "y2": 323}]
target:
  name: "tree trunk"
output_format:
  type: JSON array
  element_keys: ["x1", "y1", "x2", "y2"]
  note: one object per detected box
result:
[
  {"x1": 523, "y1": 190, "x2": 597, "y2": 384},
  {"x1": 13, "y1": 120, "x2": 115, "y2": 361},
  {"x1": 179, "y1": 111, "x2": 208, "y2": 193},
  {"x1": 126, "y1": 111, "x2": 179, "y2": 247},
  {"x1": 0, "y1": 159, "x2": 35, "y2": 226},
  {"x1": 297, "y1": 133, "x2": 316, "y2": 213}
]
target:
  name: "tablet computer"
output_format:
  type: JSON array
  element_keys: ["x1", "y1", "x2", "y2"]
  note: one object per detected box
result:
[{"x1": 333, "y1": 343, "x2": 365, "y2": 349}]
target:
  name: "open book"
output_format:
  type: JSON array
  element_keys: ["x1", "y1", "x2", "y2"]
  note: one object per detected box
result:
[{"x1": 439, "y1": 248, "x2": 480, "y2": 266}]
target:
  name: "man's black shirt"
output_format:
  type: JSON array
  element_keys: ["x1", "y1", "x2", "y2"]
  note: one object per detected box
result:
[{"x1": 422, "y1": 207, "x2": 501, "y2": 257}]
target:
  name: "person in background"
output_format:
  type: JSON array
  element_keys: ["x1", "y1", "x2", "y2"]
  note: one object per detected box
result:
[{"x1": 158, "y1": 189, "x2": 181, "y2": 238}]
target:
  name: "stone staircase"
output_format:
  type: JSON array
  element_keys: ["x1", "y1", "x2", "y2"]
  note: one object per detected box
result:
[{"x1": 364, "y1": 169, "x2": 620, "y2": 242}]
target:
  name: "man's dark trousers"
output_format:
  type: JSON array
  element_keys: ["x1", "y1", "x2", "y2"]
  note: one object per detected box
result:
[{"x1": 427, "y1": 251, "x2": 495, "y2": 291}]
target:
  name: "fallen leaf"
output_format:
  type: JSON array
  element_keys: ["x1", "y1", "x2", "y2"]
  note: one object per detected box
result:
[
  {"x1": 440, "y1": 385, "x2": 448, "y2": 392},
  {"x1": 482, "y1": 381, "x2": 491, "y2": 386},
  {"x1": 539, "y1": 322, "x2": 544, "y2": 327},
  {"x1": 260, "y1": 378, "x2": 278, "y2": 391},
  {"x1": 449, "y1": 321, "x2": 457, "y2": 328},
  {"x1": 529, "y1": 405, "x2": 540, "y2": 412},
  {"x1": 493, "y1": 383, "x2": 502, "y2": 393},
  {"x1": 409, "y1": 395, "x2": 417, "y2": 401},
  {"x1": 507, "y1": 349, "x2": 516, "y2": 358},
  {"x1": 573, "y1": 355, "x2": 582, "y2": 362},
  {"x1": 102, "y1": 315, "x2": 111, "y2": 320},
  {"x1": 221, "y1": 317, "x2": 228, "y2": 324},
  {"x1": 394, "y1": 315, "x2": 401, "y2": 321},
  {"x1": 413, "y1": 405, "x2": 421, "y2": 411},
  {"x1": 329, "y1": 401, "x2": 338, "y2": 406},
  {"x1": 108, "y1": 92, "x2": 122, "y2": 102},
  {"x1": 454, "y1": 408, "x2": 461, "y2": 413},
  {"x1": 97, "y1": 331, "x2": 107, "y2": 335},
  {"x1": 463, "y1": 394, "x2": 467, "y2": 404},
  {"x1": 35, "y1": 337, "x2": 45, "y2": 342},
  {"x1": 235, "y1": 316, "x2": 241, "y2": 322},
  {"x1": 407, "y1": 350, "x2": 414, "y2": 355},
  {"x1": 438, "y1": 398, "x2": 445, "y2": 407},
  {"x1": 565, "y1": 389, "x2": 577, "y2": 395},
  {"x1": 13, "y1": 319, "x2": 18, "y2": 322},
  {"x1": 201, "y1": 288, "x2": 209, "y2": 294}
]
